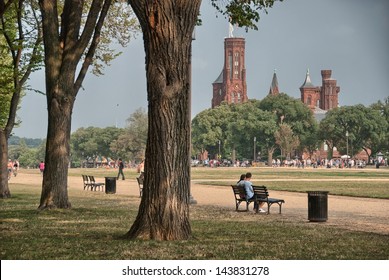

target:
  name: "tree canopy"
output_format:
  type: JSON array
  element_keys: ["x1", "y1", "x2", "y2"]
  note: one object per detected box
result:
[
  {"x1": 191, "y1": 95, "x2": 317, "y2": 164},
  {"x1": 319, "y1": 104, "x2": 388, "y2": 160}
]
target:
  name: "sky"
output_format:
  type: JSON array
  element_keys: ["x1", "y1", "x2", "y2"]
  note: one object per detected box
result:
[{"x1": 12, "y1": 0, "x2": 389, "y2": 139}]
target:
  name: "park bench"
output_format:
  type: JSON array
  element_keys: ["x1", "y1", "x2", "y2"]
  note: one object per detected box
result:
[
  {"x1": 136, "y1": 175, "x2": 143, "y2": 197},
  {"x1": 88, "y1": 175, "x2": 105, "y2": 191},
  {"x1": 231, "y1": 185, "x2": 253, "y2": 211},
  {"x1": 252, "y1": 185, "x2": 285, "y2": 214},
  {"x1": 231, "y1": 185, "x2": 285, "y2": 214},
  {"x1": 82, "y1": 175, "x2": 93, "y2": 190}
]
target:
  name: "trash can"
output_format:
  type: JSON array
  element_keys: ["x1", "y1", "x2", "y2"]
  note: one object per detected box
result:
[
  {"x1": 307, "y1": 191, "x2": 329, "y2": 222},
  {"x1": 105, "y1": 177, "x2": 117, "y2": 194}
]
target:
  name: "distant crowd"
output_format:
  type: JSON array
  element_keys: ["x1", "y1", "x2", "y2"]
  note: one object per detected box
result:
[
  {"x1": 191, "y1": 157, "x2": 388, "y2": 169},
  {"x1": 271, "y1": 158, "x2": 371, "y2": 169}
]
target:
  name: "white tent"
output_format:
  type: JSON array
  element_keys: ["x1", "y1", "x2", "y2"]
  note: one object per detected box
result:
[{"x1": 341, "y1": 155, "x2": 350, "y2": 159}]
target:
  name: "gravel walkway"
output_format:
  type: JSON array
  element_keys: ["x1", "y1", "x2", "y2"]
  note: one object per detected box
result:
[{"x1": 10, "y1": 171, "x2": 389, "y2": 235}]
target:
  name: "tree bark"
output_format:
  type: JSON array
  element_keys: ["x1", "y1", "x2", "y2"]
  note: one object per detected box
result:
[
  {"x1": 38, "y1": 83, "x2": 74, "y2": 209},
  {"x1": 0, "y1": 130, "x2": 11, "y2": 198},
  {"x1": 267, "y1": 147, "x2": 275, "y2": 167},
  {"x1": 126, "y1": 0, "x2": 201, "y2": 240}
]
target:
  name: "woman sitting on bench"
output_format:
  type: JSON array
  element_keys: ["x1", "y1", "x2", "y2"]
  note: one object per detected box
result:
[{"x1": 237, "y1": 172, "x2": 266, "y2": 213}]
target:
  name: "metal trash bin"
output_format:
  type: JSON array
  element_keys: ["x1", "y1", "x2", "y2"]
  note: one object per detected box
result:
[
  {"x1": 307, "y1": 191, "x2": 328, "y2": 222},
  {"x1": 105, "y1": 177, "x2": 117, "y2": 194}
]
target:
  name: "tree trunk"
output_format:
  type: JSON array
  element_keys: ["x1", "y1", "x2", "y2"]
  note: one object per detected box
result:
[
  {"x1": 0, "y1": 130, "x2": 11, "y2": 198},
  {"x1": 38, "y1": 0, "x2": 112, "y2": 209},
  {"x1": 267, "y1": 147, "x2": 275, "y2": 167},
  {"x1": 126, "y1": 0, "x2": 201, "y2": 240},
  {"x1": 38, "y1": 84, "x2": 74, "y2": 209}
]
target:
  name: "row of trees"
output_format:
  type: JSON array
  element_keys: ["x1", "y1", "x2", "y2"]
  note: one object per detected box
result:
[
  {"x1": 192, "y1": 94, "x2": 389, "y2": 165},
  {"x1": 71, "y1": 108, "x2": 147, "y2": 166},
  {"x1": 10, "y1": 95, "x2": 388, "y2": 171},
  {"x1": 8, "y1": 138, "x2": 45, "y2": 168},
  {"x1": 7, "y1": 108, "x2": 147, "y2": 168}
]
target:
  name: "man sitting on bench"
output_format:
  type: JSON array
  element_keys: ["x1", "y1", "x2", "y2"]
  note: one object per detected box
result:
[{"x1": 237, "y1": 172, "x2": 266, "y2": 213}]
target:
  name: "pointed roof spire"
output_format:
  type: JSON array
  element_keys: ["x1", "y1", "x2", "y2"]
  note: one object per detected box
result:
[
  {"x1": 300, "y1": 68, "x2": 315, "y2": 88},
  {"x1": 268, "y1": 69, "x2": 279, "y2": 95},
  {"x1": 213, "y1": 69, "x2": 224, "y2": 84}
]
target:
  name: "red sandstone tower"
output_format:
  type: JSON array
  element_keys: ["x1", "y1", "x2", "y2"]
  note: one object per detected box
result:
[
  {"x1": 212, "y1": 37, "x2": 248, "y2": 108},
  {"x1": 300, "y1": 69, "x2": 321, "y2": 110},
  {"x1": 300, "y1": 69, "x2": 340, "y2": 111},
  {"x1": 320, "y1": 70, "x2": 340, "y2": 110}
]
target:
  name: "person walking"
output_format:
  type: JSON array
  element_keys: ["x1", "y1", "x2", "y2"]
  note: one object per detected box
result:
[
  {"x1": 13, "y1": 159, "x2": 19, "y2": 176},
  {"x1": 39, "y1": 161, "x2": 45, "y2": 175},
  {"x1": 117, "y1": 158, "x2": 125, "y2": 180}
]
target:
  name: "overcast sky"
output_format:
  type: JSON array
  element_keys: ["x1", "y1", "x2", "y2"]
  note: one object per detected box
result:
[{"x1": 13, "y1": 0, "x2": 389, "y2": 139}]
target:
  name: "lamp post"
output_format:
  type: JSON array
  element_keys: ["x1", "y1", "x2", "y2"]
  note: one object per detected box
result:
[
  {"x1": 346, "y1": 131, "x2": 349, "y2": 168},
  {"x1": 253, "y1": 137, "x2": 256, "y2": 163},
  {"x1": 218, "y1": 140, "x2": 221, "y2": 160},
  {"x1": 115, "y1": 103, "x2": 119, "y2": 128},
  {"x1": 189, "y1": 28, "x2": 197, "y2": 204}
]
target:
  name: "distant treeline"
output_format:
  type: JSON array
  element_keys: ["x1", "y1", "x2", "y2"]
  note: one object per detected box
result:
[{"x1": 9, "y1": 136, "x2": 44, "y2": 148}]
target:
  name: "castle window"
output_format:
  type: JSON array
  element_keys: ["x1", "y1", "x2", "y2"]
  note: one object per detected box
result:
[
  {"x1": 231, "y1": 93, "x2": 235, "y2": 103},
  {"x1": 229, "y1": 53, "x2": 233, "y2": 79},
  {"x1": 307, "y1": 96, "x2": 312, "y2": 106},
  {"x1": 234, "y1": 52, "x2": 240, "y2": 79}
]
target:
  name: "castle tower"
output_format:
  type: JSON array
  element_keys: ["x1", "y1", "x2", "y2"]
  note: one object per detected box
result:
[
  {"x1": 299, "y1": 69, "x2": 320, "y2": 110},
  {"x1": 212, "y1": 37, "x2": 247, "y2": 108},
  {"x1": 320, "y1": 70, "x2": 340, "y2": 110}
]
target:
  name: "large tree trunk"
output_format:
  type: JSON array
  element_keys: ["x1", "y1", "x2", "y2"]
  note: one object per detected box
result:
[
  {"x1": 38, "y1": 0, "x2": 112, "y2": 209},
  {"x1": 0, "y1": 130, "x2": 11, "y2": 198},
  {"x1": 126, "y1": 0, "x2": 201, "y2": 240},
  {"x1": 38, "y1": 83, "x2": 74, "y2": 209}
]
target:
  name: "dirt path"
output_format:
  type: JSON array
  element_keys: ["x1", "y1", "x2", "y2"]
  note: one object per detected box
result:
[{"x1": 9, "y1": 171, "x2": 389, "y2": 235}]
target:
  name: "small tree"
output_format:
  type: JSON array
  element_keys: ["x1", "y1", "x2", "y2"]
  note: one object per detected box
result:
[
  {"x1": 0, "y1": 0, "x2": 43, "y2": 198},
  {"x1": 275, "y1": 123, "x2": 300, "y2": 161},
  {"x1": 38, "y1": 0, "x2": 138, "y2": 209},
  {"x1": 110, "y1": 108, "x2": 148, "y2": 162},
  {"x1": 319, "y1": 105, "x2": 387, "y2": 162}
]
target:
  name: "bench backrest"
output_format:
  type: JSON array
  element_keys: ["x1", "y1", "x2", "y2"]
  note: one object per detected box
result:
[
  {"x1": 231, "y1": 185, "x2": 247, "y2": 200},
  {"x1": 253, "y1": 185, "x2": 269, "y2": 199},
  {"x1": 89, "y1": 175, "x2": 96, "y2": 183},
  {"x1": 82, "y1": 175, "x2": 89, "y2": 183}
]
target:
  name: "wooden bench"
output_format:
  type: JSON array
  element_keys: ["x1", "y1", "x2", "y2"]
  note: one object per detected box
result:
[
  {"x1": 82, "y1": 175, "x2": 92, "y2": 190},
  {"x1": 231, "y1": 185, "x2": 254, "y2": 211},
  {"x1": 231, "y1": 185, "x2": 285, "y2": 214},
  {"x1": 253, "y1": 185, "x2": 285, "y2": 214},
  {"x1": 81, "y1": 175, "x2": 95, "y2": 191},
  {"x1": 88, "y1": 175, "x2": 105, "y2": 191}
]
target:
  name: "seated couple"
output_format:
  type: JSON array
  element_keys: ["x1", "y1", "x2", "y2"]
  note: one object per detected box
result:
[{"x1": 237, "y1": 172, "x2": 266, "y2": 213}]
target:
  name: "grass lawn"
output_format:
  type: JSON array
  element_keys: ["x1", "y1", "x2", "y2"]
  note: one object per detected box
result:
[{"x1": 1, "y1": 167, "x2": 388, "y2": 260}]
